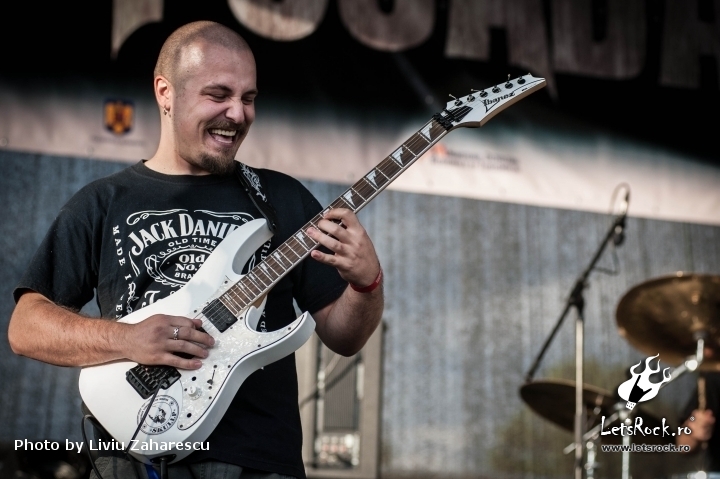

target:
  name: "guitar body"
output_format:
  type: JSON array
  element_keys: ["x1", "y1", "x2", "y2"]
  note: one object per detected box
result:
[{"x1": 78, "y1": 218, "x2": 316, "y2": 464}]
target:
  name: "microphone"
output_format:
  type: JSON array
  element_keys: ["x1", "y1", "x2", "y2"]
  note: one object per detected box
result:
[{"x1": 613, "y1": 190, "x2": 630, "y2": 246}]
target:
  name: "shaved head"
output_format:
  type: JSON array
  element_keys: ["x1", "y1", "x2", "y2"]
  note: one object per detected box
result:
[{"x1": 154, "y1": 21, "x2": 251, "y2": 88}]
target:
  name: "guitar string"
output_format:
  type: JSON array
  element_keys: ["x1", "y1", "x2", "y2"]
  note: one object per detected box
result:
[
  {"x1": 200, "y1": 120, "x2": 446, "y2": 324},
  {"x1": 200, "y1": 119, "x2": 447, "y2": 323}
]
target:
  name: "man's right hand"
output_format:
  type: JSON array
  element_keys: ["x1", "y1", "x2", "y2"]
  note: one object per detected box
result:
[
  {"x1": 121, "y1": 314, "x2": 215, "y2": 369},
  {"x1": 9, "y1": 292, "x2": 213, "y2": 369},
  {"x1": 677, "y1": 408, "x2": 715, "y2": 452},
  {"x1": 687, "y1": 409, "x2": 715, "y2": 442}
]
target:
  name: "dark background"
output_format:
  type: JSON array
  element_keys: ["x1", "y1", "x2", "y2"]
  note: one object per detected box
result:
[{"x1": 1, "y1": 0, "x2": 717, "y2": 162}]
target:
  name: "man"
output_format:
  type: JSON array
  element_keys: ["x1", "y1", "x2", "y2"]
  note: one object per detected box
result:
[{"x1": 8, "y1": 21, "x2": 383, "y2": 479}]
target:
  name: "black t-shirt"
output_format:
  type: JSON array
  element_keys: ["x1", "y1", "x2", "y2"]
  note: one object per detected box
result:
[{"x1": 14, "y1": 161, "x2": 348, "y2": 479}]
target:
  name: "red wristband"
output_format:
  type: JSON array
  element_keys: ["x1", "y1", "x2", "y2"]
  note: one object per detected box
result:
[{"x1": 350, "y1": 268, "x2": 383, "y2": 293}]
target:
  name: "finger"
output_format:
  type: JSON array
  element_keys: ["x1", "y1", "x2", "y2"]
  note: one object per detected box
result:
[
  {"x1": 315, "y1": 218, "x2": 351, "y2": 242},
  {"x1": 179, "y1": 326, "x2": 215, "y2": 347},
  {"x1": 307, "y1": 227, "x2": 345, "y2": 254},
  {"x1": 321, "y1": 208, "x2": 359, "y2": 228},
  {"x1": 157, "y1": 354, "x2": 203, "y2": 370},
  {"x1": 310, "y1": 248, "x2": 349, "y2": 269},
  {"x1": 166, "y1": 316, "x2": 202, "y2": 329},
  {"x1": 169, "y1": 325, "x2": 213, "y2": 347},
  {"x1": 166, "y1": 339, "x2": 211, "y2": 359}
]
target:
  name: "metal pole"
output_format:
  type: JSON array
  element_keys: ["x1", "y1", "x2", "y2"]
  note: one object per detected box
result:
[{"x1": 574, "y1": 308, "x2": 585, "y2": 479}]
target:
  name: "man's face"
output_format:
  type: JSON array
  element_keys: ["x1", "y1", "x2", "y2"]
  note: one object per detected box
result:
[{"x1": 170, "y1": 42, "x2": 257, "y2": 175}]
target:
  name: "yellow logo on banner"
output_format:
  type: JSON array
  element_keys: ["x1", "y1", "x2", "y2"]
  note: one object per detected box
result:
[{"x1": 104, "y1": 100, "x2": 134, "y2": 135}]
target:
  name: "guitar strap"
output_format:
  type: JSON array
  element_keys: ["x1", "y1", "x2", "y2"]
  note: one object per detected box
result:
[{"x1": 234, "y1": 162, "x2": 278, "y2": 233}]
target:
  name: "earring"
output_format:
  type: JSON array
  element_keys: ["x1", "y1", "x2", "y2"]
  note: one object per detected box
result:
[{"x1": 163, "y1": 108, "x2": 168, "y2": 115}]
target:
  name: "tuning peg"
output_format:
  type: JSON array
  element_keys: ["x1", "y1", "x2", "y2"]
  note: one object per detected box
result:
[
  {"x1": 448, "y1": 94, "x2": 462, "y2": 106},
  {"x1": 504, "y1": 74, "x2": 514, "y2": 88}
]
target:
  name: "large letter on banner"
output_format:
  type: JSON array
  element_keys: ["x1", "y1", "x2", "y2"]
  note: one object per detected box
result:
[
  {"x1": 228, "y1": 0, "x2": 328, "y2": 41},
  {"x1": 660, "y1": 0, "x2": 720, "y2": 89},
  {"x1": 552, "y1": 0, "x2": 646, "y2": 79},
  {"x1": 338, "y1": 0, "x2": 434, "y2": 52},
  {"x1": 445, "y1": 0, "x2": 554, "y2": 94}
]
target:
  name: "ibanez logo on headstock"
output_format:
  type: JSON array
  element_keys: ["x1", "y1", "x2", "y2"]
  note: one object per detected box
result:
[{"x1": 433, "y1": 74, "x2": 546, "y2": 131}]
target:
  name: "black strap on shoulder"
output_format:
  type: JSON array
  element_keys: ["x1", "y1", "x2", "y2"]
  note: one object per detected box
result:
[{"x1": 234, "y1": 162, "x2": 279, "y2": 233}]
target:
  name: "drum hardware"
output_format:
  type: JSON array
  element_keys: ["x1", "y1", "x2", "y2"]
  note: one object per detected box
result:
[
  {"x1": 525, "y1": 183, "x2": 631, "y2": 479},
  {"x1": 615, "y1": 273, "x2": 720, "y2": 477}
]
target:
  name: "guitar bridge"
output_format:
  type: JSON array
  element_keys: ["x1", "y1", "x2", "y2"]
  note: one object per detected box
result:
[{"x1": 126, "y1": 365, "x2": 181, "y2": 399}]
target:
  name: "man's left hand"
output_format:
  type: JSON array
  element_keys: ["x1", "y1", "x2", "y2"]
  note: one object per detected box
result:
[{"x1": 306, "y1": 208, "x2": 380, "y2": 287}]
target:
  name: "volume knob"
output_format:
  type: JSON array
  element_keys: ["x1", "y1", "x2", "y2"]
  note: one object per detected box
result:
[{"x1": 188, "y1": 385, "x2": 202, "y2": 399}]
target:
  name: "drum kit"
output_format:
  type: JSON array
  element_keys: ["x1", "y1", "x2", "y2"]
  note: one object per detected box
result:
[{"x1": 521, "y1": 272, "x2": 720, "y2": 479}]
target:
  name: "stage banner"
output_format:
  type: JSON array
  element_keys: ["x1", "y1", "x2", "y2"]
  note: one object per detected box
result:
[{"x1": 0, "y1": 82, "x2": 718, "y2": 226}]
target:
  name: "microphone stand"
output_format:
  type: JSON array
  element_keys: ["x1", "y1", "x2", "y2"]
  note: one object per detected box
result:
[{"x1": 525, "y1": 209, "x2": 627, "y2": 479}]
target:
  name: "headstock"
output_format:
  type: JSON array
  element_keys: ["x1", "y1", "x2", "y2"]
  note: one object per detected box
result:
[{"x1": 432, "y1": 74, "x2": 546, "y2": 130}]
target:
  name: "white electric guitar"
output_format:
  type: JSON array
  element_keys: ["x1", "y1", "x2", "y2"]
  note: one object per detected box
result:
[{"x1": 79, "y1": 74, "x2": 546, "y2": 464}]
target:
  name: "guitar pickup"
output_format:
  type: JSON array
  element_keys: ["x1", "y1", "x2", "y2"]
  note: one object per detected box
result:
[
  {"x1": 202, "y1": 299, "x2": 237, "y2": 332},
  {"x1": 126, "y1": 365, "x2": 181, "y2": 399}
]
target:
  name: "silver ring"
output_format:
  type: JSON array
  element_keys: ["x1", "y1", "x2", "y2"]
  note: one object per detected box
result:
[{"x1": 172, "y1": 327, "x2": 180, "y2": 340}]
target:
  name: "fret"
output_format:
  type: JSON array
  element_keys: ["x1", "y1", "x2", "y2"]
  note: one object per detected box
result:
[
  {"x1": 249, "y1": 271, "x2": 268, "y2": 289},
  {"x1": 415, "y1": 128, "x2": 432, "y2": 144},
  {"x1": 227, "y1": 284, "x2": 248, "y2": 304},
  {"x1": 242, "y1": 274, "x2": 264, "y2": 295},
  {"x1": 218, "y1": 295, "x2": 240, "y2": 315},
  {"x1": 282, "y1": 242, "x2": 303, "y2": 260},
  {"x1": 278, "y1": 248, "x2": 295, "y2": 267},
  {"x1": 271, "y1": 251, "x2": 288, "y2": 270},
  {"x1": 352, "y1": 186, "x2": 366, "y2": 201},
  {"x1": 400, "y1": 144, "x2": 417, "y2": 164},
  {"x1": 236, "y1": 281, "x2": 256, "y2": 301},
  {"x1": 341, "y1": 187, "x2": 365, "y2": 209},
  {"x1": 402, "y1": 142, "x2": 417, "y2": 156},
  {"x1": 257, "y1": 263, "x2": 275, "y2": 283},
  {"x1": 373, "y1": 166, "x2": 391, "y2": 185},
  {"x1": 251, "y1": 272, "x2": 270, "y2": 290},
  {"x1": 390, "y1": 146, "x2": 405, "y2": 167},
  {"x1": 221, "y1": 291, "x2": 243, "y2": 314},
  {"x1": 334, "y1": 196, "x2": 354, "y2": 210},
  {"x1": 307, "y1": 213, "x2": 326, "y2": 230},
  {"x1": 358, "y1": 176, "x2": 377, "y2": 192},
  {"x1": 379, "y1": 157, "x2": 402, "y2": 178},
  {"x1": 293, "y1": 231, "x2": 316, "y2": 251},
  {"x1": 265, "y1": 256, "x2": 285, "y2": 276},
  {"x1": 364, "y1": 169, "x2": 386, "y2": 190},
  {"x1": 224, "y1": 288, "x2": 247, "y2": 309},
  {"x1": 355, "y1": 178, "x2": 377, "y2": 199},
  {"x1": 287, "y1": 237, "x2": 309, "y2": 258}
]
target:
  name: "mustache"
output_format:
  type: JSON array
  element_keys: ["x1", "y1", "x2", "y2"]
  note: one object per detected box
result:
[{"x1": 205, "y1": 120, "x2": 247, "y2": 135}]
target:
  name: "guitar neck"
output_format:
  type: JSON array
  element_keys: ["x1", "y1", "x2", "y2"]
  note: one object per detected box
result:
[{"x1": 214, "y1": 117, "x2": 448, "y2": 316}]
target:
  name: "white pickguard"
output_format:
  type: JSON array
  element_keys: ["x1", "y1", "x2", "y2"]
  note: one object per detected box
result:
[{"x1": 78, "y1": 219, "x2": 316, "y2": 464}]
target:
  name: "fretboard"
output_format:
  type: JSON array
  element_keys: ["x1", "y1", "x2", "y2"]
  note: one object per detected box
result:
[{"x1": 206, "y1": 118, "x2": 448, "y2": 323}]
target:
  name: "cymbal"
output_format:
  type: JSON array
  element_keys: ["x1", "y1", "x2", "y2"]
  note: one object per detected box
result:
[
  {"x1": 520, "y1": 379, "x2": 667, "y2": 443},
  {"x1": 616, "y1": 273, "x2": 720, "y2": 370},
  {"x1": 520, "y1": 379, "x2": 614, "y2": 431}
]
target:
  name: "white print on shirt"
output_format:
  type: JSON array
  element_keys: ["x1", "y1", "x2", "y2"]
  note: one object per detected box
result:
[{"x1": 112, "y1": 209, "x2": 271, "y2": 319}]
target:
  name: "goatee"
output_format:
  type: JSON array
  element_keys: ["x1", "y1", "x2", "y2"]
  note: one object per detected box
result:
[{"x1": 195, "y1": 154, "x2": 236, "y2": 176}]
